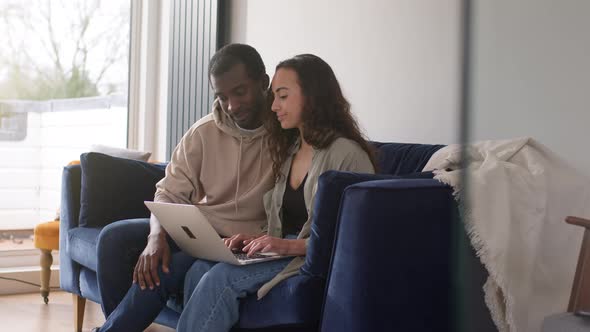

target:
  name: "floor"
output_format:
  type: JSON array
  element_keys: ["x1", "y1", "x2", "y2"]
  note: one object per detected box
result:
[{"x1": 0, "y1": 291, "x2": 174, "y2": 332}]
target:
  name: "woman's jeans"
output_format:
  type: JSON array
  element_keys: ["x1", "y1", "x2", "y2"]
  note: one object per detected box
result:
[
  {"x1": 177, "y1": 234, "x2": 298, "y2": 332},
  {"x1": 176, "y1": 257, "x2": 292, "y2": 332}
]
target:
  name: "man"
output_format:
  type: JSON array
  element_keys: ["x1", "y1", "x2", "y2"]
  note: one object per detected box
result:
[{"x1": 94, "y1": 43, "x2": 274, "y2": 332}]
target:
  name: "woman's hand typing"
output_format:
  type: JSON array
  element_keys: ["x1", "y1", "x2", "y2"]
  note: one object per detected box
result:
[
  {"x1": 224, "y1": 233, "x2": 258, "y2": 251},
  {"x1": 242, "y1": 235, "x2": 306, "y2": 257}
]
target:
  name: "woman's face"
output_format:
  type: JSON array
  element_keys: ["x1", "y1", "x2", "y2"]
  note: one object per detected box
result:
[{"x1": 270, "y1": 68, "x2": 305, "y2": 130}]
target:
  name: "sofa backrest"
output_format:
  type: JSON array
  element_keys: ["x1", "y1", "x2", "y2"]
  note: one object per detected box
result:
[
  {"x1": 371, "y1": 142, "x2": 445, "y2": 175},
  {"x1": 145, "y1": 143, "x2": 444, "y2": 176}
]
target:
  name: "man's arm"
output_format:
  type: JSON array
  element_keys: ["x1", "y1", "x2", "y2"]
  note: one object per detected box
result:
[
  {"x1": 154, "y1": 126, "x2": 205, "y2": 204},
  {"x1": 133, "y1": 214, "x2": 171, "y2": 290},
  {"x1": 134, "y1": 127, "x2": 204, "y2": 290},
  {"x1": 148, "y1": 212, "x2": 167, "y2": 239}
]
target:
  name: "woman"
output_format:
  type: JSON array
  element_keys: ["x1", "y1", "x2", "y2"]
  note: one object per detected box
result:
[{"x1": 176, "y1": 54, "x2": 378, "y2": 332}]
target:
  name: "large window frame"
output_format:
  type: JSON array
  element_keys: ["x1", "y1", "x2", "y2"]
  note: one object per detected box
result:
[
  {"x1": 127, "y1": 0, "x2": 171, "y2": 162},
  {"x1": 0, "y1": 0, "x2": 171, "y2": 294}
]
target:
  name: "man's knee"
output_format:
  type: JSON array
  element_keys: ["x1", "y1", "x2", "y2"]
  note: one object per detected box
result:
[
  {"x1": 99, "y1": 219, "x2": 150, "y2": 253},
  {"x1": 156, "y1": 254, "x2": 196, "y2": 293},
  {"x1": 98, "y1": 219, "x2": 150, "y2": 263}
]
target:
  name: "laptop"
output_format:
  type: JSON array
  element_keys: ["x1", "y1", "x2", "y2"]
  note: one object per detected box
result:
[{"x1": 144, "y1": 201, "x2": 288, "y2": 265}]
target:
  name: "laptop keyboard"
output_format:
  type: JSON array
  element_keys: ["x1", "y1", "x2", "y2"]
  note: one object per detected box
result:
[{"x1": 233, "y1": 252, "x2": 267, "y2": 260}]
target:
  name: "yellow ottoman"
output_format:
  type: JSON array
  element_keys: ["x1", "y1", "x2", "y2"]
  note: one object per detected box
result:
[{"x1": 34, "y1": 220, "x2": 60, "y2": 304}]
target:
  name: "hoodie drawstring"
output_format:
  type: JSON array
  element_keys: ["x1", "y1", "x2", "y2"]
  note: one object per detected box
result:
[
  {"x1": 234, "y1": 136, "x2": 266, "y2": 215},
  {"x1": 256, "y1": 138, "x2": 264, "y2": 184},
  {"x1": 234, "y1": 137, "x2": 243, "y2": 214}
]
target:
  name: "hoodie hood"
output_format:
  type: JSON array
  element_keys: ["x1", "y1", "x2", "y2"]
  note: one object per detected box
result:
[{"x1": 154, "y1": 100, "x2": 275, "y2": 237}]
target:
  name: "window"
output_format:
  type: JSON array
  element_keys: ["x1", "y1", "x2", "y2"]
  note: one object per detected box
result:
[{"x1": 0, "y1": 0, "x2": 131, "y2": 252}]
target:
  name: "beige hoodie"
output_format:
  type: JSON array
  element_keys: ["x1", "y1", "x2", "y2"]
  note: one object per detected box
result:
[{"x1": 154, "y1": 101, "x2": 274, "y2": 237}]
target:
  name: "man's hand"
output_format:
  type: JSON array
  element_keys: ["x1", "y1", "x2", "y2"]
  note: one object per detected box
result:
[
  {"x1": 242, "y1": 235, "x2": 306, "y2": 257},
  {"x1": 133, "y1": 233, "x2": 170, "y2": 290},
  {"x1": 224, "y1": 233, "x2": 257, "y2": 251}
]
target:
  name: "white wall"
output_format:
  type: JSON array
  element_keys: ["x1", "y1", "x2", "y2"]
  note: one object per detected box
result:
[
  {"x1": 227, "y1": 0, "x2": 461, "y2": 144},
  {"x1": 471, "y1": 0, "x2": 590, "y2": 175}
]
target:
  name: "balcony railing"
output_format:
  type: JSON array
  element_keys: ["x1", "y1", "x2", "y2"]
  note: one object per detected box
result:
[{"x1": 0, "y1": 95, "x2": 127, "y2": 230}]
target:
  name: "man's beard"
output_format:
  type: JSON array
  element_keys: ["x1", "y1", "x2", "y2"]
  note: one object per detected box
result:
[{"x1": 243, "y1": 96, "x2": 266, "y2": 127}]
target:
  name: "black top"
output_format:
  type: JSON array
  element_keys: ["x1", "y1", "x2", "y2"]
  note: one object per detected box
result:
[{"x1": 281, "y1": 170, "x2": 309, "y2": 237}]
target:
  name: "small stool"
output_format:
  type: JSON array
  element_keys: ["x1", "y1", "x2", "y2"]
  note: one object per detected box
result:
[{"x1": 33, "y1": 220, "x2": 60, "y2": 304}]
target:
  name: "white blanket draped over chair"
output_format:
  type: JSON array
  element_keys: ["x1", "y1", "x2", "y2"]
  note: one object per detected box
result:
[{"x1": 424, "y1": 137, "x2": 590, "y2": 332}]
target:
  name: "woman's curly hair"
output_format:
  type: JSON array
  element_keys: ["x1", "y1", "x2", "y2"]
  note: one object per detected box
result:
[{"x1": 263, "y1": 54, "x2": 378, "y2": 181}]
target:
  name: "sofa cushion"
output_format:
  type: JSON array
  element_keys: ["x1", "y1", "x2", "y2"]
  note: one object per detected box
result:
[
  {"x1": 302, "y1": 170, "x2": 435, "y2": 279},
  {"x1": 238, "y1": 275, "x2": 324, "y2": 328},
  {"x1": 89, "y1": 144, "x2": 152, "y2": 162},
  {"x1": 68, "y1": 227, "x2": 102, "y2": 271},
  {"x1": 371, "y1": 142, "x2": 445, "y2": 175},
  {"x1": 159, "y1": 273, "x2": 325, "y2": 329},
  {"x1": 158, "y1": 274, "x2": 324, "y2": 329},
  {"x1": 78, "y1": 152, "x2": 166, "y2": 228}
]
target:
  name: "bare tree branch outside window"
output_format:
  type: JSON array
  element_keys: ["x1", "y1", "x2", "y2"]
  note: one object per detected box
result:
[{"x1": 0, "y1": 0, "x2": 130, "y2": 100}]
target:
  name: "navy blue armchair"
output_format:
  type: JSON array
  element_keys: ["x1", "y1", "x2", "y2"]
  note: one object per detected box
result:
[{"x1": 60, "y1": 142, "x2": 496, "y2": 332}]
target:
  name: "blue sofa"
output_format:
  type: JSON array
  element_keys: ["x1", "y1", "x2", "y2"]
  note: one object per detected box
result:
[{"x1": 60, "y1": 142, "x2": 496, "y2": 331}]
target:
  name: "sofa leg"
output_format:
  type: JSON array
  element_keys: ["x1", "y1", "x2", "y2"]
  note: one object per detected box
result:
[
  {"x1": 73, "y1": 294, "x2": 86, "y2": 332},
  {"x1": 39, "y1": 249, "x2": 52, "y2": 304}
]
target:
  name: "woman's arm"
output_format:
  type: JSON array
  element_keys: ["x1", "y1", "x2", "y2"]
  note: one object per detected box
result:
[{"x1": 242, "y1": 235, "x2": 306, "y2": 257}]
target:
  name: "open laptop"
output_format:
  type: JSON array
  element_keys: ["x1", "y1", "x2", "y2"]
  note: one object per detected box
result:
[{"x1": 144, "y1": 201, "x2": 288, "y2": 265}]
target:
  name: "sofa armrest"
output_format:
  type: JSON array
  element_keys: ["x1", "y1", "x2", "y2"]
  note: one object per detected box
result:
[
  {"x1": 303, "y1": 171, "x2": 436, "y2": 279},
  {"x1": 566, "y1": 216, "x2": 590, "y2": 315},
  {"x1": 320, "y1": 179, "x2": 456, "y2": 332},
  {"x1": 60, "y1": 164, "x2": 82, "y2": 232},
  {"x1": 59, "y1": 164, "x2": 83, "y2": 294},
  {"x1": 302, "y1": 171, "x2": 403, "y2": 279},
  {"x1": 566, "y1": 216, "x2": 590, "y2": 229}
]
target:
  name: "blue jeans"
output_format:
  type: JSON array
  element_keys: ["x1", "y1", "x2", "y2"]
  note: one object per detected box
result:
[
  {"x1": 97, "y1": 219, "x2": 153, "y2": 317},
  {"x1": 177, "y1": 258, "x2": 292, "y2": 332},
  {"x1": 98, "y1": 249, "x2": 197, "y2": 332}
]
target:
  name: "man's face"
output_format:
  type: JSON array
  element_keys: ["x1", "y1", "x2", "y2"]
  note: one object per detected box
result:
[{"x1": 211, "y1": 63, "x2": 267, "y2": 130}]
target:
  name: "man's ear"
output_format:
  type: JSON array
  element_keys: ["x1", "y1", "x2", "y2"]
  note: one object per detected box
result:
[{"x1": 260, "y1": 74, "x2": 270, "y2": 91}]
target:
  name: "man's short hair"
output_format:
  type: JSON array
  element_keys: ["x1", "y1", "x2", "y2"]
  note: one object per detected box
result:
[{"x1": 208, "y1": 43, "x2": 266, "y2": 81}]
